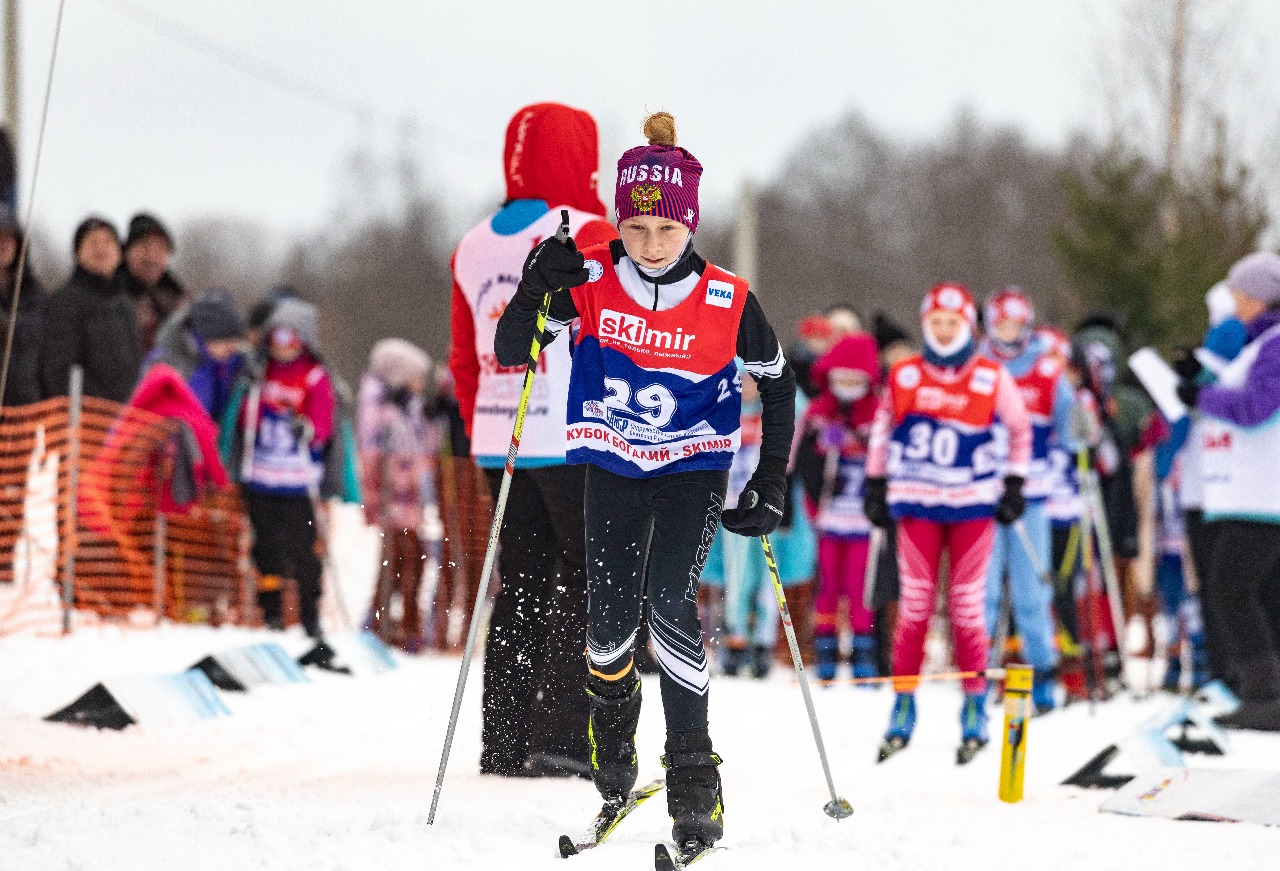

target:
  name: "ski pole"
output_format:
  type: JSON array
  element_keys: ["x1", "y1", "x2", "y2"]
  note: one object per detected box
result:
[
  {"x1": 1080, "y1": 466, "x2": 1132, "y2": 688},
  {"x1": 861, "y1": 526, "x2": 883, "y2": 612},
  {"x1": 1011, "y1": 518, "x2": 1055, "y2": 588},
  {"x1": 810, "y1": 668, "x2": 1008, "y2": 688},
  {"x1": 301, "y1": 443, "x2": 353, "y2": 634},
  {"x1": 1075, "y1": 451, "x2": 1103, "y2": 712},
  {"x1": 427, "y1": 210, "x2": 570, "y2": 825},
  {"x1": 760, "y1": 531, "x2": 853, "y2": 821}
]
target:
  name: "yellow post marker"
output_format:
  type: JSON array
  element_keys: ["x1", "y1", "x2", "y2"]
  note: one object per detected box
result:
[{"x1": 999, "y1": 665, "x2": 1033, "y2": 803}]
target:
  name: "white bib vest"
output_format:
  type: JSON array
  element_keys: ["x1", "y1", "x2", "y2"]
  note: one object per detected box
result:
[
  {"x1": 453, "y1": 205, "x2": 602, "y2": 464},
  {"x1": 1200, "y1": 323, "x2": 1280, "y2": 522}
]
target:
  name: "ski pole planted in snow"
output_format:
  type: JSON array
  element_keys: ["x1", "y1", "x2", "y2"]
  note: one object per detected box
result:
[
  {"x1": 760, "y1": 531, "x2": 854, "y2": 820},
  {"x1": 427, "y1": 210, "x2": 571, "y2": 825},
  {"x1": 998, "y1": 665, "x2": 1033, "y2": 803}
]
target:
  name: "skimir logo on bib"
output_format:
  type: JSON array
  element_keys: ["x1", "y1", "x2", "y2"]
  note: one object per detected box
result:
[{"x1": 600, "y1": 309, "x2": 695, "y2": 351}]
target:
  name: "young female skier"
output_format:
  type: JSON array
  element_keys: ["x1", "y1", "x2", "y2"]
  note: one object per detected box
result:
[
  {"x1": 863, "y1": 283, "x2": 1031, "y2": 763},
  {"x1": 494, "y1": 113, "x2": 796, "y2": 853},
  {"x1": 794, "y1": 332, "x2": 882, "y2": 681}
]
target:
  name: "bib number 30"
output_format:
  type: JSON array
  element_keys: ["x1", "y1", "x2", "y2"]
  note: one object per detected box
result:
[{"x1": 903, "y1": 420, "x2": 958, "y2": 466}]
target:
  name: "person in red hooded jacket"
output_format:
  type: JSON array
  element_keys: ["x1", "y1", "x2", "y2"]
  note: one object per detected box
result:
[
  {"x1": 448, "y1": 102, "x2": 617, "y2": 779},
  {"x1": 794, "y1": 332, "x2": 882, "y2": 682}
]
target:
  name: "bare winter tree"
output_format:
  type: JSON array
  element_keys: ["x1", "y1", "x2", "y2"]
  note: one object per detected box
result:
[
  {"x1": 172, "y1": 215, "x2": 284, "y2": 308},
  {"x1": 280, "y1": 142, "x2": 453, "y2": 383},
  {"x1": 699, "y1": 109, "x2": 1077, "y2": 347},
  {"x1": 1090, "y1": 0, "x2": 1272, "y2": 233}
]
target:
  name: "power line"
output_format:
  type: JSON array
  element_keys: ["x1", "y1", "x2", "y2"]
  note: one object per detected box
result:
[
  {"x1": 1, "y1": 0, "x2": 66, "y2": 405},
  {"x1": 93, "y1": 0, "x2": 386, "y2": 126}
]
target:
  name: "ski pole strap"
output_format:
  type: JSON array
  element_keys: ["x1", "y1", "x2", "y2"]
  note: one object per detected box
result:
[{"x1": 660, "y1": 752, "x2": 723, "y2": 769}]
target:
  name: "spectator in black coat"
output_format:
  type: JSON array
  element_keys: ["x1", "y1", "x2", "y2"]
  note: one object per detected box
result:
[
  {"x1": 120, "y1": 213, "x2": 187, "y2": 352},
  {"x1": 40, "y1": 217, "x2": 141, "y2": 403},
  {"x1": 0, "y1": 204, "x2": 42, "y2": 407}
]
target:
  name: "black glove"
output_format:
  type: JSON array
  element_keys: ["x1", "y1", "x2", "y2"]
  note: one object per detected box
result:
[
  {"x1": 862, "y1": 476, "x2": 890, "y2": 529},
  {"x1": 1172, "y1": 348, "x2": 1203, "y2": 381},
  {"x1": 514, "y1": 237, "x2": 589, "y2": 307},
  {"x1": 289, "y1": 413, "x2": 315, "y2": 448},
  {"x1": 1176, "y1": 379, "x2": 1200, "y2": 408},
  {"x1": 794, "y1": 435, "x2": 826, "y2": 504},
  {"x1": 995, "y1": 475, "x2": 1026, "y2": 525},
  {"x1": 721, "y1": 456, "x2": 787, "y2": 537}
]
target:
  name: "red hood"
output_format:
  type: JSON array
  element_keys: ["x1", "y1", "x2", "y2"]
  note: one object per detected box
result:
[
  {"x1": 808, "y1": 332, "x2": 881, "y2": 426},
  {"x1": 504, "y1": 103, "x2": 606, "y2": 217}
]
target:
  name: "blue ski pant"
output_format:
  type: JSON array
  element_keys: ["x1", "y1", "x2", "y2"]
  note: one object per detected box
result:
[
  {"x1": 985, "y1": 501, "x2": 1059, "y2": 671},
  {"x1": 717, "y1": 531, "x2": 779, "y2": 648}
]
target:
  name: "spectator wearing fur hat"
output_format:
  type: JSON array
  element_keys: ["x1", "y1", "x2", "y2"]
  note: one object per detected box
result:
[
  {"x1": 0, "y1": 204, "x2": 43, "y2": 407},
  {"x1": 40, "y1": 217, "x2": 141, "y2": 402},
  {"x1": 1180, "y1": 251, "x2": 1280, "y2": 731},
  {"x1": 358, "y1": 338, "x2": 442, "y2": 652},
  {"x1": 120, "y1": 213, "x2": 189, "y2": 353},
  {"x1": 146, "y1": 288, "x2": 246, "y2": 420}
]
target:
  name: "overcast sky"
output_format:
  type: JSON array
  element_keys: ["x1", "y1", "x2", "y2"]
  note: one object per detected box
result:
[{"x1": 10, "y1": 0, "x2": 1279, "y2": 255}]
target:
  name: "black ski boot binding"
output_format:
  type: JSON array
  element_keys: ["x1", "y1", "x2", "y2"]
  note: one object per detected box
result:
[
  {"x1": 586, "y1": 672, "x2": 642, "y2": 802},
  {"x1": 662, "y1": 730, "x2": 724, "y2": 850}
]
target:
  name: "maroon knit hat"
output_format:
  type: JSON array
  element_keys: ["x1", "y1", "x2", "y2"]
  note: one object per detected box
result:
[{"x1": 615, "y1": 143, "x2": 703, "y2": 232}]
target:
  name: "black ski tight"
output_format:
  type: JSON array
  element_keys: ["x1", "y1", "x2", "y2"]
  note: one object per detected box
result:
[{"x1": 584, "y1": 465, "x2": 728, "y2": 734}]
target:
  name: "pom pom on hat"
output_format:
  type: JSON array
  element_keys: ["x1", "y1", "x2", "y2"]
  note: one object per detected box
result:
[{"x1": 615, "y1": 112, "x2": 703, "y2": 232}]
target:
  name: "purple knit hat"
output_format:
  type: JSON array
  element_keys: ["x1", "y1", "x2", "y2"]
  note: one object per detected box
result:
[
  {"x1": 1226, "y1": 251, "x2": 1280, "y2": 306},
  {"x1": 615, "y1": 144, "x2": 704, "y2": 232}
]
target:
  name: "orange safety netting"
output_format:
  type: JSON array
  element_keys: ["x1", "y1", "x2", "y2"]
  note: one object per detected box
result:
[{"x1": 0, "y1": 397, "x2": 255, "y2": 634}]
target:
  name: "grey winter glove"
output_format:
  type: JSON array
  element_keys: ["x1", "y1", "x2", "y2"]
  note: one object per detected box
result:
[{"x1": 721, "y1": 456, "x2": 788, "y2": 537}]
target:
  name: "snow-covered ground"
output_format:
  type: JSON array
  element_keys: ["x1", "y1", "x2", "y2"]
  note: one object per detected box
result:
[{"x1": 3, "y1": 620, "x2": 1280, "y2": 871}]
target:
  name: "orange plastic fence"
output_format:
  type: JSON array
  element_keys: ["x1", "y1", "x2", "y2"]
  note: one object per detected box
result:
[{"x1": 0, "y1": 397, "x2": 255, "y2": 634}]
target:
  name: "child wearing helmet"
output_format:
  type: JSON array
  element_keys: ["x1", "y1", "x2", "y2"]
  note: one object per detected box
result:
[
  {"x1": 863, "y1": 283, "x2": 1031, "y2": 763},
  {"x1": 980, "y1": 287, "x2": 1077, "y2": 714}
]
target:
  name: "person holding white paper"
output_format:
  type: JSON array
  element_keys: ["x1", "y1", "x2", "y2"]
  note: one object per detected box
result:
[{"x1": 1180, "y1": 251, "x2": 1280, "y2": 731}]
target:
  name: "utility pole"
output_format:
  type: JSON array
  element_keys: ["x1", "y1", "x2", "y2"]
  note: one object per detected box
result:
[
  {"x1": 733, "y1": 177, "x2": 758, "y2": 289},
  {"x1": 1161, "y1": 0, "x2": 1188, "y2": 239},
  {"x1": 3, "y1": 0, "x2": 17, "y2": 140}
]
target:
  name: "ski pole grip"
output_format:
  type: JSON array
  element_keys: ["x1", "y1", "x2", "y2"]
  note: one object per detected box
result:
[{"x1": 555, "y1": 209, "x2": 570, "y2": 244}]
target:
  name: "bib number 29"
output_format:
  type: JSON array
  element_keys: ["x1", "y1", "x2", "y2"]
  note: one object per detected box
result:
[{"x1": 604, "y1": 377, "x2": 676, "y2": 427}]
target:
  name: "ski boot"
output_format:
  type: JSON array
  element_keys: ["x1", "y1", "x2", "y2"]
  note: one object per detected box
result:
[
  {"x1": 852, "y1": 634, "x2": 879, "y2": 682},
  {"x1": 1032, "y1": 669, "x2": 1057, "y2": 715},
  {"x1": 1161, "y1": 655, "x2": 1184, "y2": 694},
  {"x1": 877, "y1": 692, "x2": 916, "y2": 762},
  {"x1": 662, "y1": 730, "x2": 724, "y2": 852},
  {"x1": 957, "y1": 693, "x2": 989, "y2": 765},
  {"x1": 750, "y1": 645, "x2": 772, "y2": 680},
  {"x1": 586, "y1": 672, "x2": 642, "y2": 802},
  {"x1": 814, "y1": 633, "x2": 839, "y2": 683},
  {"x1": 257, "y1": 579, "x2": 284, "y2": 631},
  {"x1": 720, "y1": 641, "x2": 748, "y2": 677}
]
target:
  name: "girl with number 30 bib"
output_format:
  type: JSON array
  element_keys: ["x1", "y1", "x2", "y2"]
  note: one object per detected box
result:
[
  {"x1": 495, "y1": 113, "x2": 796, "y2": 852},
  {"x1": 863, "y1": 283, "x2": 1031, "y2": 763}
]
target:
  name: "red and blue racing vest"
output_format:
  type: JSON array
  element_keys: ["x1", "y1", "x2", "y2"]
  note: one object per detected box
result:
[
  {"x1": 885, "y1": 355, "x2": 1002, "y2": 522},
  {"x1": 566, "y1": 246, "x2": 748, "y2": 478}
]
